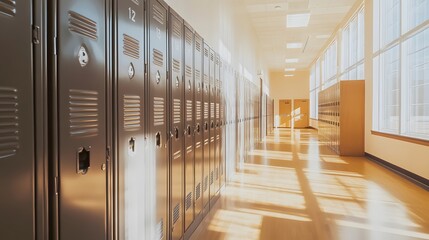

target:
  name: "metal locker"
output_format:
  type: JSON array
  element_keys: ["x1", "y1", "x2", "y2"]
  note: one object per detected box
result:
[
  {"x1": 208, "y1": 48, "x2": 216, "y2": 203},
  {"x1": 202, "y1": 43, "x2": 210, "y2": 213},
  {"x1": 0, "y1": 1, "x2": 36, "y2": 239},
  {"x1": 114, "y1": 0, "x2": 145, "y2": 239},
  {"x1": 54, "y1": 0, "x2": 109, "y2": 239},
  {"x1": 168, "y1": 8, "x2": 184, "y2": 240},
  {"x1": 183, "y1": 22, "x2": 195, "y2": 231},
  {"x1": 148, "y1": 0, "x2": 169, "y2": 239},
  {"x1": 214, "y1": 53, "x2": 220, "y2": 195},
  {"x1": 193, "y1": 33, "x2": 204, "y2": 224},
  {"x1": 219, "y1": 62, "x2": 225, "y2": 188}
]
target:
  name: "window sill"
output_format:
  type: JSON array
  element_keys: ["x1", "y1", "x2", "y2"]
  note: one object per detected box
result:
[{"x1": 371, "y1": 131, "x2": 429, "y2": 147}]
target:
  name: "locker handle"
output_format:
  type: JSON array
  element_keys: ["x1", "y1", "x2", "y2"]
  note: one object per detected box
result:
[
  {"x1": 196, "y1": 124, "x2": 201, "y2": 134},
  {"x1": 174, "y1": 128, "x2": 179, "y2": 139},
  {"x1": 156, "y1": 132, "x2": 162, "y2": 148},
  {"x1": 211, "y1": 121, "x2": 214, "y2": 129},
  {"x1": 129, "y1": 137, "x2": 136, "y2": 153},
  {"x1": 77, "y1": 147, "x2": 91, "y2": 175},
  {"x1": 187, "y1": 125, "x2": 192, "y2": 136}
]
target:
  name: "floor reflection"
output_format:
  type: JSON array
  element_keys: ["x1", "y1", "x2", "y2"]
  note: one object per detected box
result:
[{"x1": 190, "y1": 128, "x2": 429, "y2": 240}]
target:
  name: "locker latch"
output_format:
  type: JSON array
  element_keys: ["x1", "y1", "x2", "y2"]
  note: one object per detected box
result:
[
  {"x1": 78, "y1": 46, "x2": 89, "y2": 67},
  {"x1": 32, "y1": 25, "x2": 40, "y2": 45},
  {"x1": 156, "y1": 71, "x2": 161, "y2": 84},
  {"x1": 77, "y1": 146, "x2": 91, "y2": 175},
  {"x1": 156, "y1": 132, "x2": 162, "y2": 148},
  {"x1": 129, "y1": 137, "x2": 136, "y2": 153},
  {"x1": 128, "y1": 63, "x2": 135, "y2": 79}
]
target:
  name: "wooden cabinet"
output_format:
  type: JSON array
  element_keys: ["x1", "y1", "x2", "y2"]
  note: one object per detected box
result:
[{"x1": 318, "y1": 80, "x2": 365, "y2": 156}]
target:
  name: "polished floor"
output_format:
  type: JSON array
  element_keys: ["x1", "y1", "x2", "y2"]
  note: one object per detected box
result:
[{"x1": 190, "y1": 128, "x2": 429, "y2": 240}]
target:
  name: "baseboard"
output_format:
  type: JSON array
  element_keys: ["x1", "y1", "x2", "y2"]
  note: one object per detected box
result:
[{"x1": 365, "y1": 153, "x2": 429, "y2": 191}]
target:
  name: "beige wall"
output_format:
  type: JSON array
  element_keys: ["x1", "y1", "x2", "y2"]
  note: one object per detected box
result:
[
  {"x1": 269, "y1": 71, "x2": 309, "y2": 127},
  {"x1": 164, "y1": 0, "x2": 269, "y2": 90},
  {"x1": 364, "y1": 0, "x2": 429, "y2": 179}
]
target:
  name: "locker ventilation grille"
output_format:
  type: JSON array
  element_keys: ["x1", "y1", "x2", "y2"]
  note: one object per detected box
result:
[
  {"x1": 173, "y1": 203, "x2": 180, "y2": 224},
  {"x1": 173, "y1": 99, "x2": 181, "y2": 124},
  {"x1": 153, "y1": 49, "x2": 163, "y2": 67},
  {"x1": 173, "y1": 150, "x2": 180, "y2": 160},
  {"x1": 185, "y1": 192, "x2": 192, "y2": 210},
  {"x1": 210, "y1": 53, "x2": 214, "y2": 61},
  {"x1": 185, "y1": 65, "x2": 192, "y2": 77},
  {"x1": 203, "y1": 176, "x2": 208, "y2": 192},
  {"x1": 152, "y1": 4, "x2": 164, "y2": 25},
  {"x1": 123, "y1": 95, "x2": 141, "y2": 131},
  {"x1": 210, "y1": 103, "x2": 214, "y2": 118},
  {"x1": 68, "y1": 11, "x2": 97, "y2": 40},
  {"x1": 153, "y1": 97, "x2": 165, "y2": 126},
  {"x1": 69, "y1": 89, "x2": 99, "y2": 138},
  {"x1": 195, "y1": 141, "x2": 201, "y2": 149},
  {"x1": 195, "y1": 183, "x2": 201, "y2": 200},
  {"x1": 172, "y1": 59, "x2": 180, "y2": 72},
  {"x1": 186, "y1": 100, "x2": 192, "y2": 122},
  {"x1": 0, "y1": 87, "x2": 19, "y2": 159},
  {"x1": 173, "y1": 20, "x2": 181, "y2": 38},
  {"x1": 185, "y1": 32, "x2": 192, "y2": 45},
  {"x1": 203, "y1": 74, "x2": 209, "y2": 84},
  {"x1": 203, "y1": 102, "x2": 208, "y2": 119},
  {"x1": 0, "y1": 0, "x2": 16, "y2": 17},
  {"x1": 210, "y1": 171, "x2": 214, "y2": 185},
  {"x1": 131, "y1": 0, "x2": 140, "y2": 5},
  {"x1": 195, "y1": 70, "x2": 201, "y2": 80},
  {"x1": 156, "y1": 219, "x2": 164, "y2": 240},
  {"x1": 123, "y1": 34, "x2": 140, "y2": 59},
  {"x1": 216, "y1": 103, "x2": 220, "y2": 118},
  {"x1": 204, "y1": 48, "x2": 209, "y2": 57},
  {"x1": 195, "y1": 41, "x2": 201, "y2": 52},
  {"x1": 204, "y1": 139, "x2": 209, "y2": 145},
  {"x1": 196, "y1": 101, "x2": 201, "y2": 121}
]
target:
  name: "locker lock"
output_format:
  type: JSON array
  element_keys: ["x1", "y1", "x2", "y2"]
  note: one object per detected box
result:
[
  {"x1": 211, "y1": 121, "x2": 214, "y2": 129},
  {"x1": 174, "y1": 128, "x2": 179, "y2": 139},
  {"x1": 187, "y1": 125, "x2": 192, "y2": 136},
  {"x1": 77, "y1": 146, "x2": 91, "y2": 175},
  {"x1": 128, "y1": 63, "x2": 135, "y2": 79},
  {"x1": 78, "y1": 46, "x2": 89, "y2": 67},
  {"x1": 156, "y1": 71, "x2": 161, "y2": 84},
  {"x1": 196, "y1": 124, "x2": 200, "y2": 133},
  {"x1": 204, "y1": 122, "x2": 208, "y2": 131}
]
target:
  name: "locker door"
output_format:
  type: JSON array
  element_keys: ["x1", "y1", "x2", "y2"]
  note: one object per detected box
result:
[
  {"x1": 56, "y1": 0, "x2": 108, "y2": 239},
  {"x1": 193, "y1": 33, "x2": 204, "y2": 220},
  {"x1": 168, "y1": 9, "x2": 184, "y2": 240},
  {"x1": 183, "y1": 23, "x2": 195, "y2": 231},
  {"x1": 202, "y1": 43, "x2": 210, "y2": 212},
  {"x1": 0, "y1": 1, "x2": 35, "y2": 239},
  {"x1": 148, "y1": 0, "x2": 168, "y2": 239},
  {"x1": 214, "y1": 54, "x2": 220, "y2": 195},
  {"x1": 114, "y1": 0, "x2": 145, "y2": 239},
  {"x1": 208, "y1": 49, "x2": 215, "y2": 202}
]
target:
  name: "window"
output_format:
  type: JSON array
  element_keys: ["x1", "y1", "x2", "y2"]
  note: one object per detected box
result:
[
  {"x1": 322, "y1": 41, "x2": 338, "y2": 89},
  {"x1": 373, "y1": 0, "x2": 429, "y2": 140}
]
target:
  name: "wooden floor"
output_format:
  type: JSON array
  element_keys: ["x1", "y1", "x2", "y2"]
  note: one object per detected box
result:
[{"x1": 190, "y1": 128, "x2": 429, "y2": 240}]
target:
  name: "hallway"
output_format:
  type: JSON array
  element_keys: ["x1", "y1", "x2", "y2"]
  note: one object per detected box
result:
[{"x1": 191, "y1": 129, "x2": 429, "y2": 240}]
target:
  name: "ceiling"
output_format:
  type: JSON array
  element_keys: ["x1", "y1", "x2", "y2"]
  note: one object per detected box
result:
[{"x1": 241, "y1": 0, "x2": 357, "y2": 72}]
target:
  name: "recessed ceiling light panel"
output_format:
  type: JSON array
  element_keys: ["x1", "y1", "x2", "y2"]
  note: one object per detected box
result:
[
  {"x1": 287, "y1": 42, "x2": 303, "y2": 49},
  {"x1": 287, "y1": 13, "x2": 311, "y2": 28},
  {"x1": 284, "y1": 68, "x2": 296, "y2": 71},
  {"x1": 285, "y1": 58, "x2": 299, "y2": 63}
]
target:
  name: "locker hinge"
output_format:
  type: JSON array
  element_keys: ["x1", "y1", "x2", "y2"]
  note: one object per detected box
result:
[
  {"x1": 54, "y1": 176, "x2": 59, "y2": 196},
  {"x1": 32, "y1": 25, "x2": 40, "y2": 45}
]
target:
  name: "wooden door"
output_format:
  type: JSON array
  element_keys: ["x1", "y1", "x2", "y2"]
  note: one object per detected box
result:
[
  {"x1": 279, "y1": 99, "x2": 292, "y2": 128},
  {"x1": 293, "y1": 99, "x2": 309, "y2": 128}
]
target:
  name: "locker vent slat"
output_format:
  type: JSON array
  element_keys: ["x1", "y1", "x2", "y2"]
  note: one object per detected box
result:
[
  {"x1": 69, "y1": 89, "x2": 99, "y2": 138},
  {"x1": 195, "y1": 69, "x2": 201, "y2": 80},
  {"x1": 185, "y1": 65, "x2": 192, "y2": 77},
  {"x1": 186, "y1": 145, "x2": 192, "y2": 153},
  {"x1": 153, "y1": 97, "x2": 165, "y2": 126},
  {"x1": 68, "y1": 11, "x2": 97, "y2": 40},
  {"x1": 216, "y1": 103, "x2": 220, "y2": 119},
  {"x1": 185, "y1": 192, "x2": 192, "y2": 210},
  {"x1": 123, "y1": 95, "x2": 141, "y2": 131},
  {"x1": 204, "y1": 102, "x2": 208, "y2": 119},
  {"x1": 152, "y1": 4, "x2": 164, "y2": 25},
  {"x1": 195, "y1": 141, "x2": 201, "y2": 149},
  {"x1": 173, "y1": 203, "x2": 180, "y2": 224},
  {"x1": 0, "y1": 87, "x2": 19, "y2": 159},
  {"x1": 173, "y1": 99, "x2": 181, "y2": 124},
  {"x1": 173, "y1": 20, "x2": 181, "y2": 38},
  {"x1": 204, "y1": 48, "x2": 209, "y2": 57},
  {"x1": 186, "y1": 100, "x2": 192, "y2": 122},
  {"x1": 185, "y1": 32, "x2": 192, "y2": 45},
  {"x1": 195, "y1": 183, "x2": 201, "y2": 200},
  {"x1": 210, "y1": 103, "x2": 214, "y2": 119},
  {"x1": 210, "y1": 171, "x2": 214, "y2": 185},
  {"x1": 172, "y1": 59, "x2": 180, "y2": 72},
  {"x1": 153, "y1": 48, "x2": 163, "y2": 67},
  {"x1": 156, "y1": 219, "x2": 164, "y2": 240},
  {"x1": 173, "y1": 150, "x2": 181, "y2": 160},
  {"x1": 0, "y1": 0, "x2": 16, "y2": 17},
  {"x1": 196, "y1": 101, "x2": 201, "y2": 120},
  {"x1": 131, "y1": 0, "x2": 140, "y2": 5},
  {"x1": 210, "y1": 52, "x2": 214, "y2": 61},
  {"x1": 203, "y1": 176, "x2": 208, "y2": 192},
  {"x1": 195, "y1": 41, "x2": 201, "y2": 52},
  {"x1": 123, "y1": 34, "x2": 140, "y2": 59}
]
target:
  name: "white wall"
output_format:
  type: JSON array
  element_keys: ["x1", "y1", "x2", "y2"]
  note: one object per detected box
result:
[
  {"x1": 269, "y1": 71, "x2": 310, "y2": 126},
  {"x1": 364, "y1": 0, "x2": 429, "y2": 180}
]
